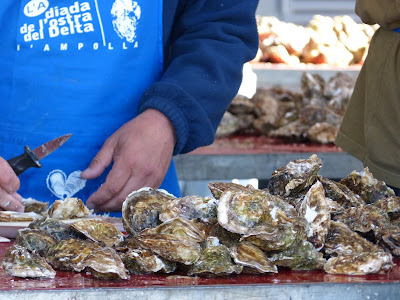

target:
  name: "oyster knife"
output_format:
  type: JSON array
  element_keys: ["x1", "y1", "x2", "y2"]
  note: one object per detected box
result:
[{"x1": 7, "y1": 133, "x2": 72, "y2": 176}]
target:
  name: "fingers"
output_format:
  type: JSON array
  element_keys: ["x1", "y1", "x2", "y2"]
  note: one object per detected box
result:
[
  {"x1": 0, "y1": 190, "x2": 24, "y2": 212},
  {"x1": 81, "y1": 139, "x2": 114, "y2": 180}
]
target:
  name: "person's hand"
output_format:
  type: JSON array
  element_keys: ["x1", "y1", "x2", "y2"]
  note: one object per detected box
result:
[
  {"x1": 81, "y1": 109, "x2": 177, "y2": 212},
  {"x1": 0, "y1": 157, "x2": 24, "y2": 212}
]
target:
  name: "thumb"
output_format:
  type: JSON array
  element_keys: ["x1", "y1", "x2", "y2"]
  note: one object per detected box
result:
[{"x1": 81, "y1": 144, "x2": 114, "y2": 180}]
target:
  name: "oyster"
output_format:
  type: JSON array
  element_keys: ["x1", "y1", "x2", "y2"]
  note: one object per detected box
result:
[
  {"x1": 22, "y1": 197, "x2": 49, "y2": 215},
  {"x1": 14, "y1": 228, "x2": 57, "y2": 257},
  {"x1": 218, "y1": 188, "x2": 296, "y2": 235},
  {"x1": 318, "y1": 176, "x2": 365, "y2": 209},
  {"x1": 122, "y1": 187, "x2": 176, "y2": 236},
  {"x1": 324, "y1": 252, "x2": 394, "y2": 275},
  {"x1": 188, "y1": 237, "x2": 242, "y2": 277},
  {"x1": 230, "y1": 241, "x2": 278, "y2": 273},
  {"x1": 298, "y1": 181, "x2": 331, "y2": 250},
  {"x1": 159, "y1": 195, "x2": 218, "y2": 223},
  {"x1": 47, "y1": 238, "x2": 101, "y2": 272},
  {"x1": 335, "y1": 205, "x2": 390, "y2": 234},
  {"x1": 340, "y1": 168, "x2": 395, "y2": 204},
  {"x1": 1, "y1": 245, "x2": 56, "y2": 279},
  {"x1": 0, "y1": 211, "x2": 42, "y2": 222},
  {"x1": 135, "y1": 217, "x2": 207, "y2": 265},
  {"x1": 375, "y1": 225, "x2": 400, "y2": 257},
  {"x1": 70, "y1": 219, "x2": 124, "y2": 247},
  {"x1": 373, "y1": 196, "x2": 400, "y2": 221},
  {"x1": 29, "y1": 217, "x2": 84, "y2": 241},
  {"x1": 208, "y1": 182, "x2": 254, "y2": 200},
  {"x1": 47, "y1": 197, "x2": 93, "y2": 219},
  {"x1": 268, "y1": 154, "x2": 322, "y2": 197},
  {"x1": 81, "y1": 247, "x2": 129, "y2": 280},
  {"x1": 269, "y1": 240, "x2": 326, "y2": 271},
  {"x1": 324, "y1": 221, "x2": 383, "y2": 256}
]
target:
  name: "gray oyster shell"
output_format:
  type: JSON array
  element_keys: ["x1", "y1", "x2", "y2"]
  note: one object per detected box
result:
[{"x1": 14, "y1": 228, "x2": 57, "y2": 257}]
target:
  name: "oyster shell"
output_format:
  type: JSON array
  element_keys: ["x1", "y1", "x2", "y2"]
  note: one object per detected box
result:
[
  {"x1": 324, "y1": 252, "x2": 394, "y2": 275},
  {"x1": 318, "y1": 176, "x2": 365, "y2": 209},
  {"x1": 324, "y1": 221, "x2": 383, "y2": 256},
  {"x1": 29, "y1": 217, "x2": 84, "y2": 241},
  {"x1": 47, "y1": 238, "x2": 101, "y2": 272},
  {"x1": 298, "y1": 181, "x2": 331, "y2": 250},
  {"x1": 81, "y1": 247, "x2": 129, "y2": 280},
  {"x1": 230, "y1": 241, "x2": 278, "y2": 273},
  {"x1": 208, "y1": 182, "x2": 254, "y2": 200},
  {"x1": 70, "y1": 219, "x2": 124, "y2": 247},
  {"x1": 373, "y1": 196, "x2": 400, "y2": 221},
  {"x1": 340, "y1": 168, "x2": 395, "y2": 204},
  {"x1": 269, "y1": 240, "x2": 326, "y2": 271},
  {"x1": 47, "y1": 197, "x2": 93, "y2": 219},
  {"x1": 159, "y1": 195, "x2": 218, "y2": 223},
  {"x1": 14, "y1": 228, "x2": 57, "y2": 257},
  {"x1": 187, "y1": 237, "x2": 242, "y2": 277},
  {"x1": 122, "y1": 187, "x2": 176, "y2": 236},
  {"x1": 120, "y1": 248, "x2": 176, "y2": 275},
  {"x1": 1, "y1": 245, "x2": 56, "y2": 279},
  {"x1": 268, "y1": 154, "x2": 322, "y2": 197},
  {"x1": 22, "y1": 197, "x2": 49, "y2": 215},
  {"x1": 375, "y1": 225, "x2": 400, "y2": 257},
  {"x1": 135, "y1": 217, "x2": 207, "y2": 265}
]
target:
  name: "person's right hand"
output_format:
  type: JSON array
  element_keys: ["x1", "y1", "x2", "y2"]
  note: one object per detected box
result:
[{"x1": 0, "y1": 157, "x2": 24, "y2": 212}]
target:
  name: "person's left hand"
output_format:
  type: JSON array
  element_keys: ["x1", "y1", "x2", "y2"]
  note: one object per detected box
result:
[{"x1": 81, "y1": 109, "x2": 176, "y2": 212}]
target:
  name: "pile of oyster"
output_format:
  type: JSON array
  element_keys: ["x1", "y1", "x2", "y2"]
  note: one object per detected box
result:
[
  {"x1": 2, "y1": 155, "x2": 399, "y2": 279},
  {"x1": 254, "y1": 15, "x2": 378, "y2": 66},
  {"x1": 217, "y1": 71, "x2": 355, "y2": 144}
]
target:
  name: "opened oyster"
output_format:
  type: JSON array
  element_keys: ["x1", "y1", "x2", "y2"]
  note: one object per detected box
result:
[
  {"x1": 1, "y1": 245, "x2": 56, "y2": 279},
  {"x1": 122, "y1": 187, "x2": 176, "y2": 236},
  {"x1": 47, "y1": 197, "x2": 93, "y2": 219}
]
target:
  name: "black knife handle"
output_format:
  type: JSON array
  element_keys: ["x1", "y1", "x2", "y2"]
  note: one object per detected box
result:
[{"x1": 7, "y1": 146, "x2": 42, "y2": 176}]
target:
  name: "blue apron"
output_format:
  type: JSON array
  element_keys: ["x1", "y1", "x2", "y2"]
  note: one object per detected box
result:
[{"x1": 0, "y1": 0, "x2": 181, "y2": 212}]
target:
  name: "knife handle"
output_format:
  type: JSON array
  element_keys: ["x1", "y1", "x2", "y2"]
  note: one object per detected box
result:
[{"x1": 7, "y1": 146, "x2": 42, "y2": 176}]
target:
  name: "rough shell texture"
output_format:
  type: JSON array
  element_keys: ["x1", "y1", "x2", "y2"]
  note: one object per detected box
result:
[
  {"x1": 120, "y1": 249, "x2": 176, "y2": 275},
  {"x1": 47, "y1": 238, "x2": 101, "y2": 272},
  {"x1": 208, "y1": 182, "x2": 255, "y2": 200},
  {"x1": 22, "y1": 197, "x2": 49, "y2": 215},
  {"x1": 1, "y1": 245, "x2": 56, "y2": 279},
  {"x1": 47, "y1": 197, "x2": 93, "y2": 220},
  {"x1": 29, "y1": 217, "x2": 84, "y2": 241},
  {"x1": 187, "y1": 238, "x2": 243, "y2": 276},
  {"x1": 159, "y1": 195, "x2": 218, "y2": 223},
  {"x1": 0, "y1": 211, "x2": 42, "y2": 222},
  {"x1": 122, "y1": 187, "x2": 176, "y2": 236},
  {"x1": 71, "y1": 219, "x2": 124, "y2": 247},
  {"x1": 230, "y1": 241, "x2": 278, "y2": 273},
  {"x1": 298, "y1": 181, "x2": 331, "y2": 250},
  {"x1": 324, "y1": 221, "x2": 383, "y2": 256},
  {"x1": 373, "y1": 196, "x2": 400, "y2": 220},
  {"x1": 340, "y1": 168, "x2": 395, "y2": 204},
  {"x1": 269, "y1": 240, "x2": 326, "y2": 271},
  {"x1": 135, "y1": 217, "x2": 207, "y2": 265},
  {"x1": 81, "y1": 247, "x2": 129, "y2": 280},
  {"x1": 14, "y1": 228, "x2": 57, "y2": 257},
  {"x1": 268, "y1": 154, "x2": 322, "y2": 196},
  {"x1": 324, "y1": 252, "x2": 394, "y2": 275}
]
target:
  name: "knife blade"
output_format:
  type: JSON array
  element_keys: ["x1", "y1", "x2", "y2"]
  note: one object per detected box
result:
[{"x1": 7, "y1": 133, "x2": 72, "y2": 176}]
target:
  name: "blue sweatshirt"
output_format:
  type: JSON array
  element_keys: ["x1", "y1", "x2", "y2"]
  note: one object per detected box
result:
[{"x1": 142, "y1": 0, "x2": 260, "y2": 155}]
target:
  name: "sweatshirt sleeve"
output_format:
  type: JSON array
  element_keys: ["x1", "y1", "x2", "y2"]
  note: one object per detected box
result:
[
  {"x1": 355, "y1": 0, "x2": 400, "y2": 29},
  {"x1": 137, "y1": 0, "x2": 259, "y2": 155}
]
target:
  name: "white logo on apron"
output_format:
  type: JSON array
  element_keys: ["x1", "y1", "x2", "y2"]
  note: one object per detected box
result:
[
  {"x1": 111, "y1": 0, "x2": 141, "y2": 43},
  {"x1": 46, "y1": 170, "x2": 87, "y2": 199}
]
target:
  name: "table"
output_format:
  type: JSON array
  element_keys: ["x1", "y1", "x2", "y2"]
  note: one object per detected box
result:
[{"x1": 0, "y1": 240, "x2": 399, "y2": 300}]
